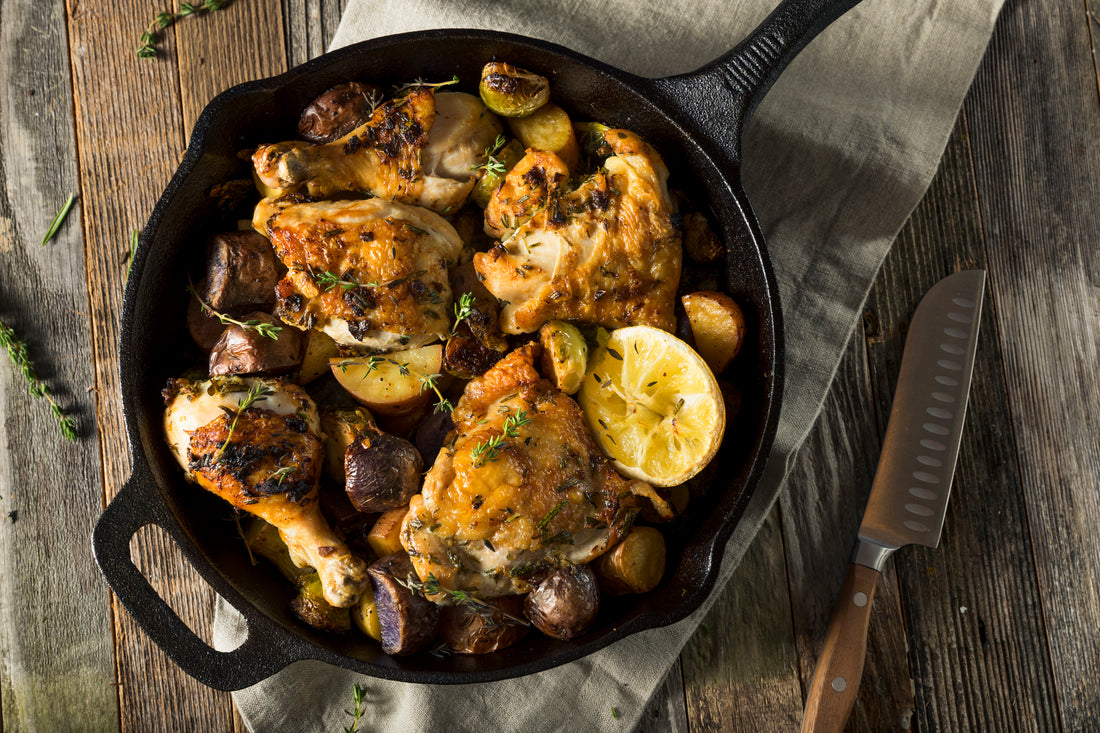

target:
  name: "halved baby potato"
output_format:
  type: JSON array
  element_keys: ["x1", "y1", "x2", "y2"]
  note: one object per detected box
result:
[
  {"x1": 507, "y1": 102, "x2": 579, "y2": 170},
  {"x1": 681, "y1": 291, "x2": 746, "y2": 374},
  {"x1": 330, "y1": 344, "x2": 443, "y2": 416}
]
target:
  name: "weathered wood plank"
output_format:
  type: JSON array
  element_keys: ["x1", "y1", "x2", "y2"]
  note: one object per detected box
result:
[
  {"x1": 636, "y1": 660, "x2": 689, "y2": 733},
  {"x1": 680, "y1": 507, "x2": 803, "y2": 730},
  {"x1": 0, "y1": 0, "x2": 118, "y2": 729},
  {"x1": 282, "y1": 0, "x2": 348, "y2": 68},
  {"x1": 964, "y1": 0, "x2": 1100, "y2": 727},
  {"x1": 780, "y1": 332, "x2": 915, "y2": 732},
  {"x1": 865, "y1": 109, "x2": 1061, "y2": 731}
]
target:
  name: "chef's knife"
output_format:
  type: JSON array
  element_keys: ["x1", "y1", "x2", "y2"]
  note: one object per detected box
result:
[{"x1": 801, "y1": 269, "x2": 986, "y2": 732}]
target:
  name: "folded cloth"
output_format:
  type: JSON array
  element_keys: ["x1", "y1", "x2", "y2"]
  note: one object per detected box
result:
[{"x1": 215, "y1": 0, "x2": 1005, "y2": 729}]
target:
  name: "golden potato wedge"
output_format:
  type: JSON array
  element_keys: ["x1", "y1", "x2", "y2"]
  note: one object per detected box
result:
[
  {"x1": 353, "y1": 582, "x2": 383, "y2": 641},
  {"x1": 506, "y1": 102, "x2": 579, "y2": 170},
  {"x1": 243, "y1": 520, "x2": 311, "y2": 585},
  {"x1": 538, "y1": 320, "x2": 588, "y2": 394},
  {"x1": 367, "y1": 506, "x2": 409, "y2": 558},
  {"x1": 330, "y1": 344, "x2": 443, "y2": 416},
  {"x1": 681, "y1": 291, "x2": 745, "y2": 374},
  {"x1": 296, "y1": 329, "x2": 340, "y2": 384},
  {"x1": 320, "y1": 406, "x2": 376, "y2": 483},
  {"x1": 595, "y1": 526, "x2": 666, "y2": 595}
]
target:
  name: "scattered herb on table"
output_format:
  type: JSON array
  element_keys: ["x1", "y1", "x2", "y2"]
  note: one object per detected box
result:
[
  {"x1": 136, "y1": 0, "x2": 232, "y2": 59},
  {"x1": 126, "y1": 229, "x2": 139, "y2": 281},
  {"x1": 41, "y1": 193, "x2": 77, "y2": 246},
  {"x1": 343, "y1": 682, "x2": 366, "y2": 733},
  {"x1": 612, "y1": 706, "x2": 620, "y2": 720},
  {"x1": 0, "y1": 319, "x2": 77, "y2": 441}
]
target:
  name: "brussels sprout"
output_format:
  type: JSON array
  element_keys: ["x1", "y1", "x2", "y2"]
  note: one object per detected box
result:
[
  {"x1": 478, "y1": 62, "x2": 551, "y2": 118},
  {"x1": 471, "y1": 138, "x2": 526, "y2": 209},
  {"x1": 538, "y1": 320, "x2": 588, "y2": 394}
]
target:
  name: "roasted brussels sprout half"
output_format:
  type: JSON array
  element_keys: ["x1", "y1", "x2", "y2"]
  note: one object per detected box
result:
[
  {"x1": 478, "y1": 62, "x2": 551, "y2": 118},
  {"x1": 538, "y1": 320, "x2": 588, "y2": 394},
  {"x1": 471, "y1": 138, "x2": 526, "y2": 209},
  {"x1": 353, "y1": 582, "x2": 383, "y2": 641},
  {"x1": 291, "y1": 573, "x2": 353, "y2": 633}
]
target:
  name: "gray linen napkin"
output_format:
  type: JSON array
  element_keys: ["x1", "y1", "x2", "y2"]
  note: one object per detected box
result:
[{"x1": 214, "y1": 0, "x2": 1004, "y2": 729}]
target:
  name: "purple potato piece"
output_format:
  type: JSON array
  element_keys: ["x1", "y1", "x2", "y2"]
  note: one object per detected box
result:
[
  {"x1": 524, "y1": 564, "x2": 600, "y2": 640},
  {"x1": 204, "y1": 231, "x2": 279, "y2": 314},
  {"x1": 345, "y1": 432, "x2": 423, "y2": 513},
  {"x1": 439, "y1": 595, "x2": 529, "y2": 655},
  {"x1": 367, "y1": 554, "x2": 440, "y2": 656},
  {"x1": 414, "y1": 409, "x2": 454, "y2": 466},
  {"x1": 187, "y1": 280, "x2": 225, "y2": 351}
]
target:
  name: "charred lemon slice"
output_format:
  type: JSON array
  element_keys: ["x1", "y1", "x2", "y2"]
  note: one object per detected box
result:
[{"x1": 577, "y1": 326, "x2": 725, "y2": 487}]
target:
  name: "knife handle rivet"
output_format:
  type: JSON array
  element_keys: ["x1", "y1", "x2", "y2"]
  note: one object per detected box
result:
[
  {"x1": 831, "y1": 677, "x2": 847, "y2": 693},
  {"x1": 852, "y1": 591, "x2": 868, "y2": 608}
]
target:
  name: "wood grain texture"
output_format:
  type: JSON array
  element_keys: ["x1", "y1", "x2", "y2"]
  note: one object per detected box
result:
[
  {"x1": 0, "y1": 0, "x2": 117, "y2": 729},
  {"x1": 282, "y1": 0, "x2": 348, "y2": 68},
  {"x1": 964, "y1": 0, "x2": 1100, "y2": 727},
  {"x1": 680, "y1": 508, "x2": 803, "y2": 731},
  {"x1": 636, "y1": 660, "x2": 690, "y2": 733}
]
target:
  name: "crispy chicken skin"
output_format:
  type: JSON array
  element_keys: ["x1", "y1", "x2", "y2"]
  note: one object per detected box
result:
[
  {"x1": 401, "y1": 343, "x2": 649, "y2": 599},
  {"x1": 163, "y1": 377, "x2": 369, "y2": 608},
  {"x1": 252, "y1": 90, "x2": 501, "y2": 215},
  {"x1": 474, "y1": 130, "x2": 681, "y2": 334},
  {"x1": 261, "y1": 197, "x2": 463, "y2": 351}
]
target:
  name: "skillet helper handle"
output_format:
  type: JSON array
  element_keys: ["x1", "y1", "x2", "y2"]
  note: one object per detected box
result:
[
  {"x1": 800, "y1": 562, "x2": 881, "y2": 733},
  {"x1": 93, "y1": 475, "x2": 296, "y2": 691}
]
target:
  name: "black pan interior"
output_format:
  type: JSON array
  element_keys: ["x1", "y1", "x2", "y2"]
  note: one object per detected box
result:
[{"x1": 120, "y1": 30, "x2": 782, "y2": 683}]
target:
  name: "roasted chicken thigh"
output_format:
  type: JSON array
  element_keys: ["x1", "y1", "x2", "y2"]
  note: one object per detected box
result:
[{"x1": 163, "y1": 377, "x2": 369, "y2": 608}]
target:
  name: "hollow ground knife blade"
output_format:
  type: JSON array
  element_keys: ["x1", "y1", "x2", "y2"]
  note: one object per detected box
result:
[{"x1": 802, "y1": 270, "x2": 985, "y2": 733}]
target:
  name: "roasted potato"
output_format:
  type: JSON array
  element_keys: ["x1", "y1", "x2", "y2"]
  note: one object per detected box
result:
[
  {"x1": 243, "y1": 519, "x2": 311, "y2": 585},
  {"x1": 439, "y1": 595, "x2": 528, "y2": 655},
  {"x1": 595, "y1": 527, "x2": 666, "y2": 595},
  {"x1": 681, "y1": 291, "x2": 746, "y2": 374},
  {"x1": 321, "y1": 406, "x2": 376, "y2": 483},
  {"x1": 297, "y1": 81, "x2": 382, "y2": 144},
  {"x1": 506, "y1": 102, "x2": 580, "y2": 170},
  {"x1": 353, "y1": 581, "x2": 383, "y2": 641},
  {"x1": 203, "y1": 231, "x2": 279, "y2": 314},
  {"x1": 208, "y1": 312, "x2": 303, "y2": 377},
  {"x1": 345, "y1": 431, "x2": 423, "y2": 513},
  {"x1": 479, "y1": 62, "x2": 551, "y2": 118},
  {"x1": 368, "y1": 554, "x2": 441, "y2": 655},
  {"x1": 291, "y1": 573, "x2": 352, "y2": 633},
  {"x1": 682, "y1": 212, "x2": 724, "y2": 264},
  {"x1": 367, "y1": 506, "x2": 409, "y2": 558},
  {"x1": 296, "y1": 329, "x2": 340, "y2": 384},
  {"x1": 524, "y1": 564, "x2": 600, "y2": 640},
  {"x1": 538, "y1": 320, "x2": 588, "y2": 394},
  {"x1": 414, "y1": 409, "x2": 455, "y2": 466},
  {"x1": 638, "y1": 483, "x2": 690, "y2": 523},
  {"x1": 330, "y1": 344, "x2": 444, "y2": 416},
  {"x1": 186, "y1": 282, "x2": 226, "y2": 351}
]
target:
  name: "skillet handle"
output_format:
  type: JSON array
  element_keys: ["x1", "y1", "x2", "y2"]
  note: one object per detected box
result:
[
  {"x1": 652, "y1": 0, "x2": 863, "y2": 164},
  {"x1": 93, "y1": 473, "x2": 298, "y2": 691}
]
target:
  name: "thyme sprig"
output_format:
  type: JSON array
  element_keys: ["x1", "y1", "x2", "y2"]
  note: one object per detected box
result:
[
  {"x1": 213, "y1": 382, "x2": 274, "y2": 462},
  {"x1": 41, "y1": 193, "x2": 77, "y2": 246},
  {"x1": 334, "y1": 356, "x2": 453, "y2": 414},
  {"x1": 0, "y1": 319, "x2": 76, "y2": 441},
  {"x1": 136, "y1": 0, "x2": 230, "y2": 59},
  {"x1": 419, "y1": 372, "x2": 453, "y2": 414},
  {"x1": 187, "y1": 281, "x2": 282, "y2": 340},
  {"x1": 450, "y1": 291, "x2": 475, "y2": 337},
  {"x1": 471, "y1": 408, "x2": 531, "y2": 467},
  {"x1": 126, "y1": 229, "x2": 139, "y2": 281},
  {"x1": 470, "y1": 134, "x2": 508, "y2": 177},
  {"x1": 343, "y1": 682, "x2": 366, "y2": 733},
  {"x1": 399, "y1": 572, "x2": 528, "y2": 628},
  {"x1": 391, "y1": 75, "x2": 459, "y2": 97}
]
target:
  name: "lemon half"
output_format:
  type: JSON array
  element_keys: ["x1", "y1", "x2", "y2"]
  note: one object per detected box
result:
[{"x1": 578, "y1": 326, "x2": 726, "y2": 487}]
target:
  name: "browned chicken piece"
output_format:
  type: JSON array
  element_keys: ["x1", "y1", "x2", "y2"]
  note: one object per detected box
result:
[
  {"x1": 252, "y1": 90, "x2": 502, "y2": 215},
  {"x1": 401, "y1": 343, "x2": 650, "y2": 599},
  {"x1": 474, "y1": 129, "x2": 682, "y2": 334},
  {"x1": 261, "y1": 198, "x2": 463, "y2": 351},
  {"x1": 163, "y1": 377, "x2": 369, "y2": 608},
  {"x1": 482, "y1": 148, "x2": 569, "y2": 241}
]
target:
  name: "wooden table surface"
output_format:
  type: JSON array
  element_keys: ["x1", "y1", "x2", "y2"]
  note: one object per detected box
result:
[{"x1": 1, "y1": 0, "x2": 1097, "y2": 730}]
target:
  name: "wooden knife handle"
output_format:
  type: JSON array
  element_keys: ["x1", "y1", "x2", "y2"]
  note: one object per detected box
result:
[{"x1": 801, "y1": 562, "x2": 882, "y2": 733}]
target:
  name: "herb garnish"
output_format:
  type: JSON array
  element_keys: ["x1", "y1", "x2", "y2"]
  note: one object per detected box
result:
[
  {"x1": 343, "y1": 682, "x2": 366, "y2": 733},
  {"x1": 391, "y1": 75, "x2": 460, "y2": 96},
  {"x1": 398, "y1": 572, "x2": 528, "y2": 627},
  {"x1": 136, "y1": 0, "x2": 230, "y2": 59},
  {"x1": 536, "y1": 499, "x2": 568, "y2": 535},
  {"x1": 187, "y1": 281, "x2": 282, "y2": 340},
  {"x1": 41, "y1": 193, "x2": 77, "y2": 246},
  {"x1": 450, "y1": 291, "x2": 475, "y2": 336},
  {"x1": 0, "y1": 319, "x2": 77, "y2": 441},
  {"x1": 471, "y1": 134, "x2": 508, "y2": 177},
  {"x1": 334, "y1": 356, "x2": 453, "y2": 414},
  {"x1": 212, "y1": 382, "x2": 274, "y2": 462},
  {"x1": 470, "y1": 408, "x2": 531, "y2": 467}
]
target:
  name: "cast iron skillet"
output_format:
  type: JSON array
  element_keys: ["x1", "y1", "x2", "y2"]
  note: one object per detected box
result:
[{"x1": 94, "y1": 0, "x2": 860, "y2": 690}]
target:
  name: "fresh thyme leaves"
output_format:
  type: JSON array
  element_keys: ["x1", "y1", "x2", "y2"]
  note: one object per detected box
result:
[
  {"x1": 187, "y1": 280, "x2": 282, "y2": 340},
  {"x1": 536, "y1": 499, "x2": 568, "y2": 534},
  {"x1": 268, "y1": 465, "x2": 294, "y2": 485},
  {"x1": 136, "y1": 0, "x2": 230, "y2": 59},
  {"x1": 398, "y1": 572, "x2": 529, "y2": 627},
  {"x1": 391, "y1": 75, "x2": 460, "y2": 96},
  {"x1": 450, "y1": 291, "x2": 476, "y2": 336},
  {"x1": 126, "y1": 229, "x2": 139, "y2": 281},
  {"x1": 212, "y1": 382, "x2": 274, "y2": 462},
  {"x1": 0, "y1": 319, "x2": 77, "y2": 441},
  {"x1": 41, "y1": 193, "x2": 77, "y2": 246},
  {"x1": 470, "y1": 408, "x2": 531, "y2": 467},
  {"x1": 316, "y1": 270, "x2": 373, "y2": 291},
  {"x1": 611, "y1": 706, "x2": 620, "y2": 720},
  {"x1": 471, "y1": 133, "x2": 508, "y2": 177},
  {"x1": 343, "y1": 682, "x2": 366, "y2": 733},
  {"x1": 419, "y1": 372, "x2": 454, "y2": 414}
]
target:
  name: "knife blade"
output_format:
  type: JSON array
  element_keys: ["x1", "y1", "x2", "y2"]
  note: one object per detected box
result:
[{"x1": 801, "y1": 269, "x2": 986, "y2": 733}]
